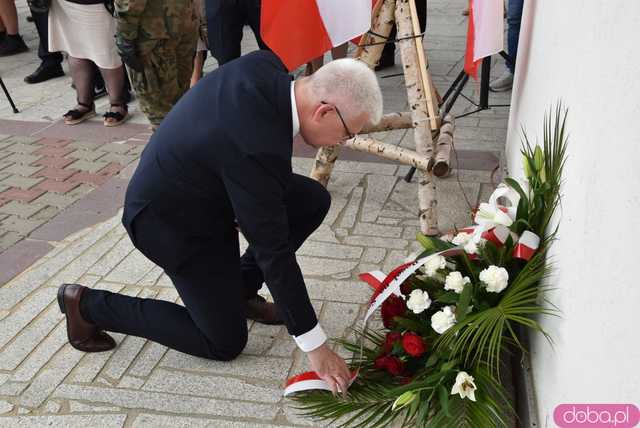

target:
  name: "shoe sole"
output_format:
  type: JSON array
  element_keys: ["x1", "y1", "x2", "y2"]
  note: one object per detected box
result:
[
  {"x1": 57, "y1": 284, "x2": 68, "y2": 314},
  {"x1": 104, "y1": 113, "x2": 129, "y2": 128},
  {"x1": 64, "y1": 111, "x2": 96, "y2": 126}
]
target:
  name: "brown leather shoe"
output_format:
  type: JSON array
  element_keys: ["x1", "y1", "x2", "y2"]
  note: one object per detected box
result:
[
  {"x1": 246, "y1": 295, "x2": 284, "y2": 325},
  {"x1": 57, "y1": 284, "x2": 116, "y2": 352}
]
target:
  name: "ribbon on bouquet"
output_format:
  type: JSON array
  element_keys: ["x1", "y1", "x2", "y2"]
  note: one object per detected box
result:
[{"x1": 283, "y1": 370, "x2": 359, "y2": 397}]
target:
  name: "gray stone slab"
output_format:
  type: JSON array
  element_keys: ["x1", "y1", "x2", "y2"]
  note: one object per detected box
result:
[
  {"x1": 362, "y1": 248, "x2": 386, "y2": 264},
  {"x1": 52, "y1": 384, "x2": 279, "y2": 419},
  {"x1": 143, "y1": 369, "x2": 281, "y2": 403},
  {"x1": 0, "y1": 400, "x2": 13, "y2": 414},
  {"x1": 297, "y1": 240, "x2": 362, "y2": 259},
  {"x1": 361, "y1": 174, "x2": 398, "y2": 222},
  {"x1": 102, "y1": 335, "x2": 147, "y2": 381},
  {"x1": 352, "y1": 222, "x2": 403, "y2": 238},
  {"x1": 131, "y1": 414, "x2": 284, "y2": 428},
  {"x1": 305, "y1": 279, "x2": 372, "y2": 304},
  {"x1": 10, "y1": 323, "x2": 67, "y2": 382},
  {"x1": 0, "y1": 238, "x2": 53, "y2": 287},
  {"x1": 338, "y1": 187, "x2": 363, "y2": 229},
  {"x1": 0, "y1": 415, "x2": 127, "y2": 427},
  {"x1": 127, "y1": 342, "x2": 168, "y2": 378},
  {"x1": 104, "y1": 248, "x2": 156, "y2": 285},
  {"x1": 297, "y1": 256, "x2": 357, "y2": 277},
  {"x1": 0, "y1": 287, "x2": 57, "y2": 348},
  {"x1": 343, "y1": 235, "x2": 409, "y2": 250},
  {"x1": 160, "y1": 352, "x2": 290, "y2": 381},
  {"x1": 87, "y1": 234, "x2": 133, "y2": 276},
  {"x1": 319, "y1": 302, "x2": 361, "y2": 340}
]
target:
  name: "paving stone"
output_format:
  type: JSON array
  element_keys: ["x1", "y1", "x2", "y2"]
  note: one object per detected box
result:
[
  {"x1": 243, "y1": 334, "x2": 276, "y2": 356},
  {"x1": 0, "y1": 400, "x2": 13, "y2": 414},
  {"x1": 297, "y1": 240, "x2": 363, "y2": 259},
  {"x1": 117, "y1": 376, "x2": 146, "y2": 389},
  {"x1": 377, "y1": 217, "x2": 401, "y2": 225},
  {"x1": 99, "y1": 142, "x2": 133, "y2": 154},
  {"x1": 338, "y1": 187, "x2": 363, "y2": 228},
  {"x1": 319, "y1": 302, "x2": 361, "y2": 340},
  {"x1": 68, "y1": 401, "x2": 121, "y2": 413},
  {"x1": 1, "y1": 215, "x2": 46, "y2": 235},
  {"x1": 0, "y1": 187, "x2": 46, "y2": 203},
  {"x1": 305, "y1": 279, "x2": 372, "y2": 304},
  {"x1": 362, "y1": 247, "x2": 386, "y2": 263},
  {"x1": 1, "y1": 163, "x2": 43, "y2": 177},
  {"x1": 334, "y1": 161, "x2": 397, "y2": 176},
  {"x1": 18, "y1": 343, "x2": 85, "y2": 408},
  {"x1": 127, "y1": 342, "x2": 168, "y2": 378},
  {"x1": 35, "y1": 138, "x2": 71, "y2": 148},
  {"x1": 131, "y1": 414, "x2": 284, "y2": 428},
  {"x1": 1, "y1": 174, "x2": 45, "y2": 190},
  {"x1": 297, "y1": 256, "x2": 357, "y2": 277},
  {"x1": 32, "y1": 146, "x2": 74, "y2": 157},
  {"x1": 43, "y1": 401, "x2": 61, "y2": 413},
  {"x1": 160, "y1": 352, "x2": 290, "y2": 381},
  {"x1": 383, "y1": 249, "x2": 410, "y2": 273},
  {"x1": 143, "y1": 369, "x2": 281, "y2": 403},
  {"x1": 4, "y1": 153, "x2": 41, "y2": 165},
  {"x1": 0, "y1": 381, "x2": 29, "y2": 396},
  {"x1": 66, "y1": 158, "x2": 109, "y2": 173},
  {"x1": 32, "y1": 167, "x2": 76, "y2": 181},
  {"x1": 308, "y1": 224, "x2": 339, "y2": 243},
  {"x1": 344, "y1": 235, "x2": 409, "y2": 249},
  {"x1": 1, "y1": 136, "x2": 39, "y2": 145},
  {"x1": 67, "y1": 140, "x2": 106, "y2": 151},
  {"x1": 323, "y1": 196, "x2": 347, "y2": 226},
  {"x1": 67, "y1": 335, "x2": 122, "y2": 384},
  {"x1": 0, "y1": 415, "x2": 127, "y2": 427},
  {"x1": 34, "y1": 179, "x2": 80, "y2": 194},
  {"x1": 10, "y1": 324, "x2": 67, "y2": 382},
  {"x1": 52, "y1": 384, "x2": 279, "y2": 419},
  {"x1": 32, "y1": 156, "x2": 75, "y2": 169},
  {"x1": 5, "y1": 143, "x2": 39, "y2": 154},
  {"x1": 0, "y1": 305, "x2": 61, "y2": 371},
  {"x1": 0, "y1": 231, "x2": 22, "y2": 250},
  {"x1": 0, "y1": 201, "x2": 45, "y2": 217},
  {"x1": 104, "y1": 248, "x2": 155, "y2": 284},
  {"x1": 103, "y1": 335, "x2": 147, "y2": 381},
  {"x1": 0, "y1": 287, "x2": 56, "y2": 348},
  {"x1": 362, "y1": 174, "x2": 398, "y2": 222},
  {"x1": 352, "y1": 222, "x2": 403, "y2": 238},
  {"x1": 29, "y1": 205, "x2": 58, "y2": 222},
  {"x1": 137, "y1": 265, "x2": 163, "y2": 286},
  {"x1": 31, "y1": 192, "x2": 76, "y2": 208}
]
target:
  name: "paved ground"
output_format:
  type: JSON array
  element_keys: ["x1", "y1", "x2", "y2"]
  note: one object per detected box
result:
[{"x1": 0, "y1": 0, "x2": 513, "y2": 425}]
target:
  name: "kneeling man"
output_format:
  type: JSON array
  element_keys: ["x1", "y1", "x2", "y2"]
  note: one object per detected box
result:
[{"x1": 57, "y1": 50, "x2": 382, "y2": 394}]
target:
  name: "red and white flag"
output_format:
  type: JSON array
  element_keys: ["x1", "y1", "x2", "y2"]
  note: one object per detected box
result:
[
  {"x1": 464, "y1": 0, "x2": 504, "y2": 78},
  {"x1": 260, "y1": 0, "x2": 372, "y2": 71}
]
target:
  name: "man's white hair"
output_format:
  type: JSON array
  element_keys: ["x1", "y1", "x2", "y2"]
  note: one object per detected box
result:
[{"x1": 310, "y1": 58, "x2": 383, "y2": 125}]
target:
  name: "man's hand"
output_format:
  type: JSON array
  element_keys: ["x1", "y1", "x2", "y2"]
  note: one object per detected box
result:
[
  {"x1": 307, "y1": 343, "x2": 351, "y2": 397},
  {"x1": 115, "y1": 35, "x2": 144, "y2": 72}
]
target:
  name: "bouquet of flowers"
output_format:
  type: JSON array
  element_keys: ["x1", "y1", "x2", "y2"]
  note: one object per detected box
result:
[{"x1": 287, "y1": 105, "x2": 568, "y2": 427}]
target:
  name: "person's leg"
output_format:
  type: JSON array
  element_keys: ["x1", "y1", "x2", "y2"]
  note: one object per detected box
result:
[
  {"x1": 506, "y1": 0, "x2": 524, "y2": 73},
  {"x1": 176, "y1": 16, "x2": 198, "y2": 95},
  {"x1": 24, "y1": 10, "x2": 65, "y2": 83},
  {"x1": 240, "y1": 174, "x2": 331, "y2": 298},
  {"x1": 64, "y1": 56, "x2": 96, "y2": 124},
  {"x1": 245, "y1": 0, "x2": 269, "y2": 51},
  {"x1": 80, "y1": 212, "x2": 248, "y2": 360},
  {"x1": 190, "y1": 51, "x2": 205, "y2": 87},
  {"x1": 0, "y1": 0, "x2": 27, "y2": 56},
  {"x1": 206, "y1": 0, "x2": 244, "y2": 65},
  {"x1": 99, "y1": 65, "x2": 129, "y2": 126}
]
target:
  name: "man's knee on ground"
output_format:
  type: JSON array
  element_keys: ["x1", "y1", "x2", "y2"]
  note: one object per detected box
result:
[{"x1": 202, "y1": 328, "x2": 247, "y2": 361}]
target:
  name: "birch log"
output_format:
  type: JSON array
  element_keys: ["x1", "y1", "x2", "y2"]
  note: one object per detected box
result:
[
  {"x1": 395, "y1": 0, "x2": 439, "y2": 235},
  {"x1": 361, "y1": 111, "x2": 412, "y2": 133},
  {"x1": 433, "y1": 114, "x2": 454, "y2": 177},
  {"x1": 344, "y1": 136, "x2": 431, "y2": 170},
  {"x1": 310, "y1": 0, "x2": 396, "y2": 187}
]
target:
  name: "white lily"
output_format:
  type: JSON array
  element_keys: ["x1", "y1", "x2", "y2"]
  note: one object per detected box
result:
[
  {"x1": 474, "y1": 202, "x2": 513, "y2": 228},
  {"x1": 450, "y1": 371, "x2": 477, "y2": 402}
]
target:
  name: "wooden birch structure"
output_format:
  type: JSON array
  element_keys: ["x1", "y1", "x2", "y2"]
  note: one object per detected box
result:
[{"x1": 310, "y1": 0, "x2": 453, "y2": 235}]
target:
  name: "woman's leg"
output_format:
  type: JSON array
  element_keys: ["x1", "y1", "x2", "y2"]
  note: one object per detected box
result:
[
  {"x1": 0, "y1": 0, "x2": 18, "y2": 34},
  {"x1": 99, "y1": 64, "x2": 128, "y2": 125},
  {"x1": 190, "y1": 51, "x2": 205, "y2": 88},
  {"x1": 64, "y1": 56, "x2": 96, "y2": 124}
]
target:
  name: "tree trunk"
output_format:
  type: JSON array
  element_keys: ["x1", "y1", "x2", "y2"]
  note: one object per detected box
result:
[
  {"x1": 361, "y1": 111, "x2": 412, "y2": 133},
  {"x1": 395, "y1": 0, "x2": 439, "y2": 235},
  {"x1": 344, "y1": 136, "x2": 431, "y2": 170},
  {"x1": 310, "y1": 0, "x2": 397, "y2": 187},
  {"x1": 433, "y1": 114, "x2": 454, "y2": 177}
]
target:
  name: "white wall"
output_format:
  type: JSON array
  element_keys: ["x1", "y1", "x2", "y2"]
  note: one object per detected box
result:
[{"x1": 505, "y1": 0, "x2": 640, "y2": 425}]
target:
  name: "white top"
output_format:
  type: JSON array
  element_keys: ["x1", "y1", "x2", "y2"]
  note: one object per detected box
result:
[{"x1": 289, "y1": 81, "x2": 327, "y2": 353}]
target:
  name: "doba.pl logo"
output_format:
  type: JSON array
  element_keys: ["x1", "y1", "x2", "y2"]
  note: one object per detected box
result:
[{"x1": 554, "y1": 404, "x2": 640, "y2": 427}]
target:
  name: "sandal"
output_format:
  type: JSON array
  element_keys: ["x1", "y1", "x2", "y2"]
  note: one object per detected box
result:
[
  {"x1": 103, "y1": 103, "x2": 129, "y2": 127},
  {"x1": 63, "y1": 102, "x2": 96, "y2": 125}
]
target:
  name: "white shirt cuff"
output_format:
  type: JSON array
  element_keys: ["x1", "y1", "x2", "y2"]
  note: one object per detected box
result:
[{"x1": 293, "y1": 323, "x2": 327, "y2": 352}]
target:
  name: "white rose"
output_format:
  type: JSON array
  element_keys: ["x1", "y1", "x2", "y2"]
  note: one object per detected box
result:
[
  {"x1": 463, "y1": 239, "x2": 479, "y2": 255},
  {"x1": 444, "y1": 271, "x2": 470, "y2": 294},
  {"x1": 450, "y1": 371, "x2": 477, "y2": 401},
  {"x1": 451, "y1": 232, "x2": 472, "y2": 246},
  {"x1": 423, "y1": 255, "x2": 446, "y2": 277},
  {"x1": 479, "y1": 265, "x2": 509, "y2": 293},
  {"x1": 406, "y1": 289, "x2": 432, "y2": 314},
  {"x1": 431, "y1": 306, "x2": 456, "y2": 334}
]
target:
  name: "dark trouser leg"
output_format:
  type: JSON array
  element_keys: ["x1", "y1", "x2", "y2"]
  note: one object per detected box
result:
[
  {"x1": 244, "y1": 0, "x2": 270, "y2": 51},
  {"x1": 31, "y1": 9, "x2": 62, "y2": 68},
  {"x1": 206, "y1": 0, "x2": 244, "y2": 65},
  {"x1": 81, "y1": 212, "x2": 248, "y2": 361},
  {"x1": 67, "y1": 56, "x2": 94, "y2": 106},
  {"x1": 240, "y1": 173, "x2": 331, "y2": 299},
  {"x1": 381, "y1": 0, "x2": 427, "y2": 64},
  {"x1": 506, "y1": 0, "x2": 524, "y2": 73}
]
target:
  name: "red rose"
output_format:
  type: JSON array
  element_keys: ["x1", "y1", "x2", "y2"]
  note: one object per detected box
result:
[
  {"x1": 381, "y1": 295, "x2": 406, "y2": 328},
  {"x1": 400, "y1": 281, "x2": 413, "y2": 296},
  {"x1": 374, "y1": 355, "x2": 389, "y2": 370},
  {"x1": 402, "y1": 332, "x2": 426, "y2": 357},
  {"x1": 385, "y1": 356, "x2": 405, "y2": 376},
  {"x1": 383, "y1": 332, "x2": 402, "y2": 353}
]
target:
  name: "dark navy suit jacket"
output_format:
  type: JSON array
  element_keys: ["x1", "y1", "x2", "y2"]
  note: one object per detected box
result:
[{"x1": 122, "y1": 51, "x2": 317, "y2": 337}]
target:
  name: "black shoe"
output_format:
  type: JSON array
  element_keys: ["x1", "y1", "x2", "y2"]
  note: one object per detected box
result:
[
  {"x1": 0, "y1": 34, "x2": 28, "y2": 57},
  {"x1": 246, "y1": 295, "x2": 284, "y2": 325},
  {"x1": 24, "y1": 64, "x2": 65, "y2": 84},
  {"x1": 0, "y1": 32, "x2": 5, "y2": 44},
  {"x1": 27, "y1": 15, "x2": 35, "y2": 23},
  {"x1": 93, "y1": 85, "x2": 107, "y2": 99}
]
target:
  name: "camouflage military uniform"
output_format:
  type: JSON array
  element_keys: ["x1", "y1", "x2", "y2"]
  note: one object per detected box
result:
[{"x1": 116, "y1": 0, "x2": 198, "y2": 128}]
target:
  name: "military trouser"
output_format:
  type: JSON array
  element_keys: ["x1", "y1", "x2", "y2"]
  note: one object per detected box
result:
[{"x1": 128, "y1": 23, "x2": 198, "y2": 127}]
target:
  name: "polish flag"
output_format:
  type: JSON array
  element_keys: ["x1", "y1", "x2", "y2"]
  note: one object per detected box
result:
[
  {"x1": 464, "y1": 0, "x2": 504, "y2": 78},
  {"x1": 260, "y1": 0, "x2": 372, "y2": 71}
]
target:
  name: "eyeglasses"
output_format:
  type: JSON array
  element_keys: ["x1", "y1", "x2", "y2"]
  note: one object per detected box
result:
[{"x1": 321, "y1": 101, "x2": 355, "y2": 141}]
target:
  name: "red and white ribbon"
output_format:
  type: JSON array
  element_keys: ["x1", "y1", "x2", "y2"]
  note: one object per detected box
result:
[
  {"x1": 512, "y1": 230, "x2": 540, "y2": 261},
  {"x1": 284, "y1": 371, "x2": 358, "y2": 397},
  {"x1": 480, "y1": 224, "x2": 510, "y2": 248}
]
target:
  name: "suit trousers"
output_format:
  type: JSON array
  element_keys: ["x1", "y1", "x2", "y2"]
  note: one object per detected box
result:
[
  {"x1": 81, "y1": 174, "x2": 331, "y2": 360},
  {"x1": 30, "y1": 9, "x2": 63, "y2": 68}
]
